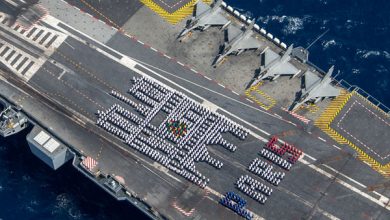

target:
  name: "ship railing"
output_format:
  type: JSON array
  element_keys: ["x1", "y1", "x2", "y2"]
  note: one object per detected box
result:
[
  {"x1": 221, "y1": 1, "x2": 288, "y2": 49},
  {"x1": 335, "y1": 79, "x2": 390, "y2": 115},
  {"x1": 347, "y1": 82, "x2": 390, "y2": 115}
]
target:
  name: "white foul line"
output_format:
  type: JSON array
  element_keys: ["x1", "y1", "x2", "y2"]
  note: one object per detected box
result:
[
  {"x1": 332, "y1": 145, "x2": 341, "y2": 150},
  {"x1": 246, "y1": 98, "x2": 254, "y2": 103},
  {"x1": 63, "y1": 41, "x2": 75, "y2": 50},
  {"x1": 274, "y1": 113, "x2": 283, "y2": 119},
  {"x1": 300, "y1": 158, "x2": 390, "y2": 210},
  {"x1": 318, "y1": 137, "x2": 327, "y2": 142},
  {"x1": 57, "y1": 70, "x2": 66, "y2": 80}
]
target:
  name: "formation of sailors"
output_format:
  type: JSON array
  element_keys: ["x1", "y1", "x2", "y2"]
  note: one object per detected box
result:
[
  {"x1": 110, "y1": 90, "x2": 137, "y2": 108},
  {"x1": 248, "y1": 158, "x2": 285, "y2": 186},
  {"x1": 131, "y1": 137, "x2": 171, "y2": 166},
  {"x1": 101, "y1": 77, "x2": 304, "y2": 210},
  {"x1": 237, "y1": 175, "x2": 272, "y2": 204},
  {"x1": 209, "y1": 133, "x2": 237, "y2": 152},
  {"x1": 99, "y1": 77, "x2": 309, "y2": 214},
  {"x1": 96, "y1": 76, "x2": 250, "y2": 189},
  {"x1": 265, "y1": 136, "x2": 303, "y2": 164},
  {"x1": 129, "y1": 76, "x2": 169, "y2": 98},
  {"x1": 220, "y1": 191, "x2": 253, "y2": 220},
  {"x1": 163, "y1": 95, "x2": 182, "y2": 114},
  {"x1": 260, "y1": 148, "x2": 292, "y2": 170}
]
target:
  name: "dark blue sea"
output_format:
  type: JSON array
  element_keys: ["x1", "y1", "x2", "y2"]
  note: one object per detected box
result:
[{"x1": 0, "y1": 0, "x2": 389, "y2": 219}]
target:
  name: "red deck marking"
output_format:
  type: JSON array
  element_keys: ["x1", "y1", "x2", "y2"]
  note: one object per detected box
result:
[
  {"x1": 82, "y1": 156, "x2": 98, "y2": 171},
  {"x1": 265, "y1": 136, "x2": 303, "y2": 164}
]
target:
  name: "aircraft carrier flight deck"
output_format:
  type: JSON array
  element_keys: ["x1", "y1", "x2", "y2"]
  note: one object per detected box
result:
[{"x1": 0, "y1": 0, "x2": 389, "y2": 219}]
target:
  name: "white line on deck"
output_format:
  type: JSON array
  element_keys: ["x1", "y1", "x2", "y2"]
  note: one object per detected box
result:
[
  {"x1": 303, "y1": 153, "x2": 317, "y2": 161},
  {"x1": 218, "y1": 83, "x2": 225, "y2": 88},
  {"x1": 137, "y1": 40, "x2": 144, "y2": 45},
  {"x1": 322, "y1": 164, "x2": 366, "y2": 188},
  {"x1": 63, "y1": 41, "x2": 74, "y2": 50},
  {"x1": 289, "y1": 122, "x2": 298, "y2": 127},
  {"x1": 300, "y1": 158, "x2": 390, "y2": 210},
  {"x1": 150, "y1": 47, "x2": 158, "y2": 52},
  {"x1": 58, "y1": 70, "x2": 66, "y2": 80},
  {"x1": 318, "y1": 137, "x2": 326, "y2": 142},
  {"x1": 164, "y1": 54, "x2": 171, "y2": 59},
  {"x1": 246, "y1": 98, "x2": 254, "y2": 103},
  {"x1": 332, "y1": 145, "x2": 341, "y2": 150},
  {"x1": 204, "y1": 76, "x2": 212, "y2": 80},
  {"x1": 232, "y1": 91, "x2": 239, "y2": 95},
  {"x1": 274, "y1": 113, "x2": 282, "y2": 119},
  {"x1": 177, "y1": 61, "x2": 184, "y2": 66}
]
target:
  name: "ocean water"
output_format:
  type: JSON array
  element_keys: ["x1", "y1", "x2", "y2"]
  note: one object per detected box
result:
[
  {"x1": 0, "y1": 0, "x2": 389, "y2": 219},
  {"x1": 228, "y1": 0, "x2": 390, "y2": 106},
  {"x1": 0, "y1": 128, "x2": 146, "y2": 220}
]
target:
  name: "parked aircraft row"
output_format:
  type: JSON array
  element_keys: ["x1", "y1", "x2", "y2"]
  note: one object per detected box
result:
[{"x1": 178, "y1": 0, "x2": 341, "y2": 110}]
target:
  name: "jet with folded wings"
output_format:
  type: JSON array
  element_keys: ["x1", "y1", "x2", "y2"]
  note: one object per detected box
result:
[
  {"x1": 291, "y1": 66, "x2": 341, "y2": 110},
  {"x1": 215, "y1": 19, "x2": 263, "y2": 65},
  {"x1": 250, "y1": 45, "x2": 301, "y2": 86},
  {"x1": 179, "y1": 0, "x2": 230, "y2": 38}
]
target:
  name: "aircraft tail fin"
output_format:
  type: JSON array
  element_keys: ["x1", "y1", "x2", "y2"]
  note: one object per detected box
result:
[
  {"x1": 245, "y1": 19, "x2": 256, "y2": 33},
  {"x1": 213, "y1": 0, "x2": 223, "y2": 9},
  {"x1": 324, "y1": 65, "x2": 334, "y2": 81},
  {"x1": 281, "y1": 44, "x2": 293, "y2": 62}
]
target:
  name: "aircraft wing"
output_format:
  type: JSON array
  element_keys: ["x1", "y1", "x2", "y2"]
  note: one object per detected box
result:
[
  {"x1": 270, "y1": 61, "x2": 300, "y2": 76},
  {"x1": 202, "y1": 11, "x2": 229, "y2": 26},
  {"x1": 294, "y1": 71, "x2": 341, "y2": 110},
  {"x1": 264, "y1": 49, "x2": 280, "y2": 66},
  {"x1": 304, "y1": 70, "x2": 321, "y2": 89},
  {"x1": 195, "y1": 0, "x2": 211, "y2": 17},
  {"x1": 227, "y1": 25, "x2": 242, "y2": 42},
  {"x1": 235, "y1": 36, "x2": 262, "y2": 50},
  {"x1": 311, "y1": 84, "x2": 341, "y2": 98}
]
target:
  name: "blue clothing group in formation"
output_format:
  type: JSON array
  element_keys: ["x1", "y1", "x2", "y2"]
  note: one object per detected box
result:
[{"x1": 220, "y1": 191, "x2": 253, "y2": 220}]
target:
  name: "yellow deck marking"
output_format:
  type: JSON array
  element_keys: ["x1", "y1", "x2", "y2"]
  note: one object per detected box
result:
[
  {"x1": 141, "y1": 0, "x2": 212, "y2": 24},
  {"x1": 295, "y1": 103, "x2": 320, "y2": 114},
  {"x1": 307, "y1": 103, "x2": 320, "y2": 113},
  {"x1": 315, "y1": 90, "x2": 390, "y2": 177},
  {"x1": 245, "y1": 82, "x2": 277, "y2": 110}
]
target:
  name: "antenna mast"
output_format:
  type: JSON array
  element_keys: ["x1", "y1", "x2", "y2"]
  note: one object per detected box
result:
[{"x1": 306, "y1": 29, "x2": 329, "y2": 50}]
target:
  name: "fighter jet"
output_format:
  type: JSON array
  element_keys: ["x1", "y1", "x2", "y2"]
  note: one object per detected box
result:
[
  {"x1": 178, "y1": 0, "x2": 230, "y2": 38},
  {"x1": 250, "y1": 45, "x2": 301, "y2": 86},
  {"x1": 291, "y1": 66, "x2": 341, "y2": 110},
  {"x1": 214, "y1": 19, "x2": 263, "y2": 65}
]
